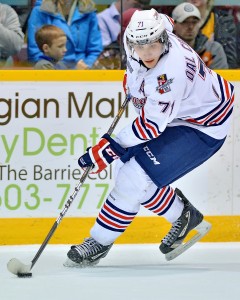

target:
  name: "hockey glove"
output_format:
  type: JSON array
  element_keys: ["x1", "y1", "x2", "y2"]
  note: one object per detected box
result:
[{"x1": 78, "y1": 134, "x2": 126, "y2": 174}]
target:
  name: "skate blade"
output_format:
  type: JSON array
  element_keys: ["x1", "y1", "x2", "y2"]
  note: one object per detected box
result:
[
  {"x1": 63, "y1": 258, "x2": 100, "y2": 268},
  {"x1": 63, "y1": 258, "x2": 82, "y2": 268},
  {"x1": 165, "y1": 219, "x2": 212, "y2": 261}
]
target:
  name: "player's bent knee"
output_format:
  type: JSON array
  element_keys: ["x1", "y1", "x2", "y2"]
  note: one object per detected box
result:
[{"x1": 110, "y1": 158, "x2": 152, "y2": 211}]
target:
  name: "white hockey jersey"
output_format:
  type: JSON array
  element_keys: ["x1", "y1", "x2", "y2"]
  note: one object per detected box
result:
[{"x1": 115, "y1": 14, "x2": 235, "y2": 148}]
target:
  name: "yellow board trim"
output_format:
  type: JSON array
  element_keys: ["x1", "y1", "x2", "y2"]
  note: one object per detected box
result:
[
  {"x1": 0, "y1": 70, "x2": 240, "y2": 81},
  {"x1": 1, "y1": 216, "x2": 240, "y2": 245},
  {"x1": 0, "y1": 70, "x2": 125, "y2": 81}
]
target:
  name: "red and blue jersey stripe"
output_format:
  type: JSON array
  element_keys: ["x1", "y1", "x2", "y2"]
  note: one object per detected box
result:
[
  {"x1": 185, "y1": 75, "x2": 234, "y2": 127},
  {"x1": 132, "y1": 107, "x2": 161, "y2": 141}
]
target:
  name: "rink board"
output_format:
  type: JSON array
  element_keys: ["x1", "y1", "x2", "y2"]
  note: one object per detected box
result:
[
  {"x1": 0, "y1": 70, "x2": 240, "y2": 244},
  {"x1": 1, "y1": 216, "x2": 240, "y2": 245}
]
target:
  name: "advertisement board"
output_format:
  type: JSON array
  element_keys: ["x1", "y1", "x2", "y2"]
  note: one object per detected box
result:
[
  {"x1": 0, "y1": 80, "x2": 135, "y2": 217},
  {"x1": 0, "y1": 70, "x2": 240, "y2": 243}
]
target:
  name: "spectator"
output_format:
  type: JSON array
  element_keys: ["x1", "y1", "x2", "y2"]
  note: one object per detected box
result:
[
  {"x1": 34, "y1": 0, "x2": 42, "y2": 6},
  {"x1": 34, "y1": 25, "x2": 67, "y2": 69},
  {"x1": 0, "y1": 2, "x2": 24, "y2": 68},
  {"x1": 172, "y1": 2, "x2": 228, "y2": 69},
  {"x1": 27, "y1": 0, "x2": 102, "y2": 69},
  {"x1": 93, "y1": 7, "x2": 141, "y2": 70},
  {"x1": 93, "y1": 42, "x2": 121, "y2": 70},
  {"x1": 186, "y1": 0, "x2": 238, "y2": 69},
  {"x1": 97, "y1": 0, "x2": 150, "y2": 48}
]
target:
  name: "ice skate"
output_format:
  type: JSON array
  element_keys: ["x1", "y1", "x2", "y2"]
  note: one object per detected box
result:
[
  {"x1": 64, "y1": 237, "x2": 113, "y2": 268},
  {"x1": 160, "y1": 188, "x2": 212, "y2": 261}
]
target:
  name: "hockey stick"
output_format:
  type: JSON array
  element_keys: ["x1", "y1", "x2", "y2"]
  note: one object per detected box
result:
[{"x1": 7, "y1": 94, "x2": 130, "y2": 278}]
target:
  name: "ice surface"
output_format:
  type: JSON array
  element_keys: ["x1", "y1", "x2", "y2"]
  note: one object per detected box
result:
[{"x1": 1, "y1": 243, "x2": 240, "y2": 300}]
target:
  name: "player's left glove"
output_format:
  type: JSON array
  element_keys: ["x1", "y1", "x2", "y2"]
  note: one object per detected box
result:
[{"x1": 78, "y1": 134, "x2": 126, "y2": 174}]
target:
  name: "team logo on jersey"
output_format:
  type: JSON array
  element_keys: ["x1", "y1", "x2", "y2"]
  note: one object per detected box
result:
[
  {"x1": 156, "y1": 74, "x2": 173, "y2": 94},
  {"x1": 131, "y1": 96, "x2": 147, "y2": 109}
]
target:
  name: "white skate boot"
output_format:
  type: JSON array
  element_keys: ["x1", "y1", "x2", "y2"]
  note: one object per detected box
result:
[{"x1": 64, "y1": 237, "x2": 113, "y2": 267}]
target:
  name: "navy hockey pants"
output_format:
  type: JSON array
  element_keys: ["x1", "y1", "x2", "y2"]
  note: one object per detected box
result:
[{"x1": 122, "y1": 126, "x2": 225, "y2": 188}]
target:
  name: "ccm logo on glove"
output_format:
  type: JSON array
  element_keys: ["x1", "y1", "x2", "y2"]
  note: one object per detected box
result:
[
  {"x1": 105, "y1": 147, "x2": 120, "y2": 160},
  {"x1": 78, "y1": 134, "x2": 126, "y2": 174}
]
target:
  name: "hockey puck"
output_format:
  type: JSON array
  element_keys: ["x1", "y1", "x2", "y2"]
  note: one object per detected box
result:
[{"x1": 17, "y1": 272, "x2": 32, "y2": 278}]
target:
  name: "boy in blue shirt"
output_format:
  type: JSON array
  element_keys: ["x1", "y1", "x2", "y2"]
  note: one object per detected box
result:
[{"x1": 34, "y1": 25, "x2": 67, "y2": 70}]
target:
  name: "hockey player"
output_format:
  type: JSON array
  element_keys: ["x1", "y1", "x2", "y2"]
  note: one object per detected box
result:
[{"x1": 65, "y1": 8, "x2": 235, "y2": 267}]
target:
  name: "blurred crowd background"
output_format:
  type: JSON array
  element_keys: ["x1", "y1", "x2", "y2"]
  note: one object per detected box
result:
[{"x1": 0, "y1": 0, "x2": 239, "y2": 70}]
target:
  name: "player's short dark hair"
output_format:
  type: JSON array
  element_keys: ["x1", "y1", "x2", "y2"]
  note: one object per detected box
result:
[{"x1": 35, "y1": 25, "x2": 66, "y2": 51}]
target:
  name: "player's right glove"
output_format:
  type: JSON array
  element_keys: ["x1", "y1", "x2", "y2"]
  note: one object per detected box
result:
[{"x1": 78, "y1": 134, "x2": 126, "y2": 174}]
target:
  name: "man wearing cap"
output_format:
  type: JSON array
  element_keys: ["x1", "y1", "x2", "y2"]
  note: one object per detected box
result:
[
  {"x1": 97, "y1": 0, "x2": 150, "y2": 47},
  {"x1": 172, "y1": 2, "x2": 228, "y2": 69}
]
